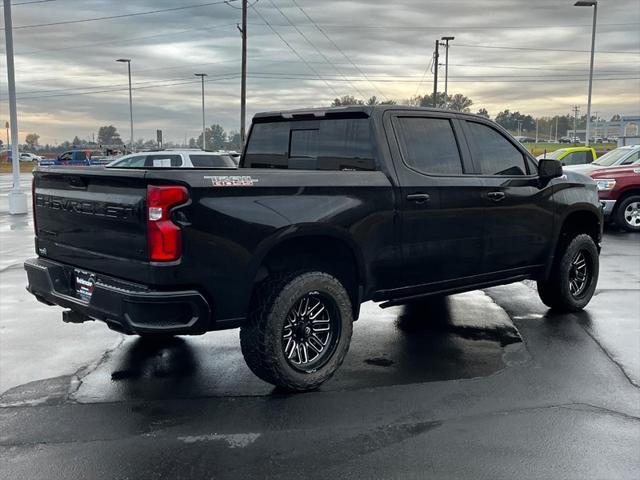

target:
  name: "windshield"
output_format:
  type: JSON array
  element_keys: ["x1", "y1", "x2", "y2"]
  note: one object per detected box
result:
[
  {"x1": 593, "y1": 148, "x2": 632, "y2": 166},
  {"x1": 538, "y1": 149, "x2": 565, "y2": 160}
]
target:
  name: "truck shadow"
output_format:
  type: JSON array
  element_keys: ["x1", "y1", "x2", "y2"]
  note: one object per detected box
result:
[{"x1": 95, "y1": 295, "x2": 519, "y2": 400}]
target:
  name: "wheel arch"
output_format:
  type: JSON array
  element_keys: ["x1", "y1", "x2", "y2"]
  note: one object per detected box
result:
[
  {"x1": 246, "y1": 224, "x2": 367, "y2": 319},
  {"x1": 543, "y1": 206, "x2": 602, "y2": 280}
]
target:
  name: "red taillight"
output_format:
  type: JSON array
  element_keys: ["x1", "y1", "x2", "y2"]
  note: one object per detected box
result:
[{"x1": 147, "y1": 185, "x2": 189, "y2": 262}]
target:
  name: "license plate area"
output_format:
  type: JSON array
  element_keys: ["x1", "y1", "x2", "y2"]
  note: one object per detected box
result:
[{"x1": 74, "y1": 269, "x2": 96, "y2": 302}]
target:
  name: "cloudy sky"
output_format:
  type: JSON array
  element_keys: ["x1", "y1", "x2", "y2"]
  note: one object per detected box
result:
[{"x1": 1, "y1": 0, "x2": 639, "y2": 145}]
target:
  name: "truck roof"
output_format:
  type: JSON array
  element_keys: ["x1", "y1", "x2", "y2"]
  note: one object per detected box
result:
[{"x1": 253, "y1": 105, "x2": 482, "y2": 122}]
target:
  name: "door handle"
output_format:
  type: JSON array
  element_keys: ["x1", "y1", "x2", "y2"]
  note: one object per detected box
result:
[
  {"x1": 487, "y1": 191, "x2": 506, "y2": 202},
  {"x1": 406, "y1": 193, "x2": 431, "y2": 204}
]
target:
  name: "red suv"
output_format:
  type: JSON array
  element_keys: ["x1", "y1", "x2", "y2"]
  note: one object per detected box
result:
[{"x1": 590, "y1": 165, "x2": 640, "y2": 232}]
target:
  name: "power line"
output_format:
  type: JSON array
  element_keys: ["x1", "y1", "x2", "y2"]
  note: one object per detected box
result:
[
  {"x1": 290, "y1": 0, "x2": 388, "y2": 101},
  {"x1": 6, "y1": 0, "x2": 56, "y2": 6},
  {"x1": 13, "y1": 72, "x2": 639, "y2": 102},
  {"x1": 267, "y1": 21, "x2": 640, "y2": 30},
  {"x1": 16, "y1": 23, "x2": 238, "y2": 56},
  {"x1": 8, "y1": 0, "x2": 239, "y2": 30},
  {"x1": 17, "y1": 75, "x2": 242, "y2": 100},
  {"x1": 414, "y1": 55, "x2": 433, "y2": 97},
  {"x1": 267, "y1": 0, "x2": 368, "y2": 99},
  {"x1": 455, "y1": 43, "x2": 640, "y2": 55},
  {"x1": 250, "y1": 3, "x2": 339, "y2": 96}
]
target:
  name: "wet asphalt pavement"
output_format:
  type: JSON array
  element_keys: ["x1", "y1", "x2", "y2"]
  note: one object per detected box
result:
[{"x1": 1, "y1": 174, "x2": 639, "y2": 479}]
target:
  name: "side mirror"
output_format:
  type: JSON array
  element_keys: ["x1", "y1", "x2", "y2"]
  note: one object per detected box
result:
[{"x1": 539, "y1": 158, "x2": 563, "y2": 181}]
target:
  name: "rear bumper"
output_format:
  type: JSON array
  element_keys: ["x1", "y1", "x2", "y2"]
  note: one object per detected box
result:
[{"x1": 24, "y1": 257, "x2": 211, "y2": 335}]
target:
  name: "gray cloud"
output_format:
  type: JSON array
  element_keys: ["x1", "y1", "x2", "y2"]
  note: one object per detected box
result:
[{"x1": 0, "y1": 0, "x2": 639, "y2": 144}]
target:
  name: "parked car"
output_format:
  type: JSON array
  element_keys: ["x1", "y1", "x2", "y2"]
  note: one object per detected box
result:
[
  {"x1": 25, "y1": 106, "x2": 602, "y2": 391},
  {"x1": 590, "y1": 164, "x2": 640, "y2": 232},
  {"x1": 38, "y1": 149, "x2": 111, "y2": 166},
  {"x1": 19, "y1": 152, "x2": 43, "y2": 162},
  {"x1": 107, "y1": 149, "x2": 237, "y2": 169},
  {"x1": 564, "y1": 145, "x2": 640, "y2": 174},
  {"x1": 536, "y1": 146, "x2": 597, "y2": 166}
]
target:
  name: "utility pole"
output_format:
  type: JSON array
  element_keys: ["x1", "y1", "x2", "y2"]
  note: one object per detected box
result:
[
  {"x1": 572, "y1": 105, "x2": 580, "y2": 143},
  {"x1": 517, "y1": 120, "x2": 523, "y2": 138},
  {"x1": 432, "y1": 40, "x2": 439, "y2": 108},
  {"x1": 195, "y1": 73, "x2": 208, "y2": 150},
  {"x1": 574, "y1": 1, "x2": 598, "y2": 146},
  {"x1": 116, "y1": 59, "x2": 134, "y2": 150},
  {"x1": 555, "y1": 116, "x2": 558, "y2": 142},
  {"x1": 440, "y1": 36, "x2": 454, "y2": 109},
  {"x1": 239, "y1": 0, "x2": 248, "y2": 146},
  {"x1": 3, "y1": 0, "x2": 27, "y2": 214},
  {"x1": 535, "y1": 118, "x2": 539, "y2": 144}
]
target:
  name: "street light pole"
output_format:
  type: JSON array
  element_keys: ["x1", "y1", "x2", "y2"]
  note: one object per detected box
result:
[
  {"x1": 240, "y1": 0, "x2": 248, "y2": 146},
  {"x1": 116, "y1": 59, "x2": 134, "y2": 150},
  {"x1": 574, "y1": 1, "x2": 598, "y2": 146},
  {"x1": 195, "y1": 74, "x2": 208, "y2": 150},
  {"x1": 440, "y1": 36, "x2": 454, "y2": 109},
  {"x1": 3, "y1": 0, "x2": 27, "y2": 214}
]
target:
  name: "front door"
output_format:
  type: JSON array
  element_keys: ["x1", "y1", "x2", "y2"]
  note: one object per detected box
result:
[
  {"x1": 385, "y1": 113, "x2": 485, "y2": 293},
  {"x1": 461, "y1": 119, "x2": 554, "y2": 274}
]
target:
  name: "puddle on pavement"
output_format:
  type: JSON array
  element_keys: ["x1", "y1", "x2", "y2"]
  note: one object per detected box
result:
[{"x1": 66, "y1": 294, "x2": 525, "y2": 403}]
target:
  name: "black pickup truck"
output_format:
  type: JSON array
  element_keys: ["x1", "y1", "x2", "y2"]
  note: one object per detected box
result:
[{"x1": 25, "y1": 106, "x2": 602, "y2": 391}]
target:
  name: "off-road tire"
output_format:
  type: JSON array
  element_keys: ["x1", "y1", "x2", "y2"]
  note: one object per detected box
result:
[
  {"x1": 537, "y1": 234, "x2": 599, "y2": 312},
  {"x1": 614, "y1": 195, "x2": 640, "y2": 232},
  {"x1": 240, "y1": 271, "x2": 353, "y2": 392}
]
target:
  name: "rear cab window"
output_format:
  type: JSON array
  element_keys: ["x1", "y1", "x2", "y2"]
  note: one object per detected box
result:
[
  {"x1": 244, "y1": 116, "x2": 376, "y2": 171},
  {"x1": 189, "y1": 154, "x2": 236, "y2": 168}
]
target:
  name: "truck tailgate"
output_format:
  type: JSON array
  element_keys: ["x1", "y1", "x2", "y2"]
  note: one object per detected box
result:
[{"x1": 34, "y1": 168, "x2": 149, "y2": 267}]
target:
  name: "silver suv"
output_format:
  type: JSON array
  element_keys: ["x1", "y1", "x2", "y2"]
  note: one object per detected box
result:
[{"x1": 107, "y1": 149, "x2": 237, "y2": 169}]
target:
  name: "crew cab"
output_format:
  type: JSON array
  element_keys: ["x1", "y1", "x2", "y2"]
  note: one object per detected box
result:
[
  {"x1": 25, "y1": 106, "x2": 603, "y2": 391},
  {"x1": 591, "y1": 164, "x2": 640, "y2": 232}
]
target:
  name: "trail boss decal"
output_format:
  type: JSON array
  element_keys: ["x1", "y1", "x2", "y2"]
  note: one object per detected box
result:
[{"x1": 205, "y1": 175, "x2": 258, "y2": 187}]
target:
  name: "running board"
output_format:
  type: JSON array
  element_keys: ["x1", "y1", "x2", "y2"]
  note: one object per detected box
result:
[{"x1": 378, "y1": 274, "x2": 529, "y2": 308}]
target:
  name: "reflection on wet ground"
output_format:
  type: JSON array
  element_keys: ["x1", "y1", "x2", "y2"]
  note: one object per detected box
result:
[{"x1": 73, "y1": 294, "x2": 525, "y2": 402}]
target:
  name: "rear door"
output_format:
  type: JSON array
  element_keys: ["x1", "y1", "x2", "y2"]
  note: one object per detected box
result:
[
  {"x1": 386, "y1": 111, "x2": 484, "y2": 290},
  {"x1": 461, "y1": 119, "x2": 553, "y2": 274}
]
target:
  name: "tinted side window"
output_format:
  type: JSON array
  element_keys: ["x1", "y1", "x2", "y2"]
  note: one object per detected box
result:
[
  {"x1": 466, "y1": 121, "x2": 527, "y2": 175},
  {"x1": 244, "y1": 118, "x2": 375, "y2": 170},
  {"x1": 189, "y1": 154, "x2": 235, "y2": 168},
  {"x1": 393, "y1": 117, "x2": 463, "y2": 175}
]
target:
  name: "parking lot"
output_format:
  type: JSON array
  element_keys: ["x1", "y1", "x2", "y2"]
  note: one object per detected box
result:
[{"x1": 1, "y1": 174, "x2": 639, "y2": 479}]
